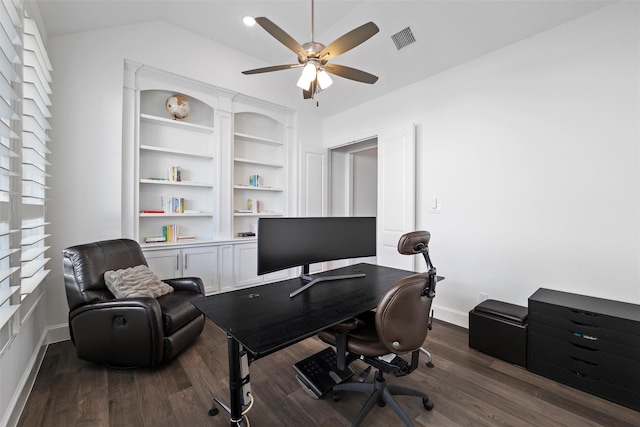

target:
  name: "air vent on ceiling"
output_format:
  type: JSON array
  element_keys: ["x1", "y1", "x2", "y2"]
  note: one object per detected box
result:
[{"x1": 391, "y1": 26, "x2": 416, "y2": 51}]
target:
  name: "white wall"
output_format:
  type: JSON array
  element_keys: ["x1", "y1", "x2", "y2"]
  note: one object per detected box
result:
[
  {"x1": 324, "y1": 3, "x2": 640, "y2": 327},
  {"x1": 46, "y1": 21, "x2": 323, "y2": 332}
]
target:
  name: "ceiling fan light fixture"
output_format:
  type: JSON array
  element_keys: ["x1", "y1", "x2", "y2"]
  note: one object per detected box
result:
[
  {"x1": 296, "y1": 62, "x2": 317, "y2": 90},
  {"x1": 317, "y1": 69, "x2": 333, "y2": 90},
  {"x1": 242, "y1": 15, "x2": 256, "y2": 26}
]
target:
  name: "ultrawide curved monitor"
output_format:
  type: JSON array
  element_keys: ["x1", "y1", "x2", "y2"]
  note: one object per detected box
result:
[{"x1": 257, "y1": 216, "x2": 376, "y2": 276}]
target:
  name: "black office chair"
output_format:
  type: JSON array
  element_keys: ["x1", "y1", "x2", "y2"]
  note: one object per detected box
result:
[{"x1": 318, "y1": 230, "x2": 437, "y2": 427}]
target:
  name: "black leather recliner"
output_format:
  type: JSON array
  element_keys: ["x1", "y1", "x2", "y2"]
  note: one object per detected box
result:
[{"x1": 62, "y1": 238, "x2": 205, "y2": 367}]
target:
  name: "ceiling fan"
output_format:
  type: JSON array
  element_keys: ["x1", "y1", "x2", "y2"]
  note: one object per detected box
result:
[{"x1": 242, "y1": 0, "x2": 379, "y2": 100}]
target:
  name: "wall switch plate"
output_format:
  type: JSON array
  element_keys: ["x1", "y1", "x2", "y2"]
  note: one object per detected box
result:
[{"x1": 428, "y1": 197, "x2": 442, "y2": 214}]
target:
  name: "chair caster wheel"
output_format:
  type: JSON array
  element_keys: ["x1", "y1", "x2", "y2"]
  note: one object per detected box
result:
[
  {"x1": 377, "y1": 400, "x2": 386, "y2": 407},
  {"x1": 208, "y1": 407, "x2": 219, "y2": 416},
  {"x1": 333, "y1": 391, "x2": 341, "y2": 402},
  {"x1": 426, "y1": 361, "x2": 435, "y2": 368},
  {"x1": 423, "y1": 398, "x2": 434, "y2": 411}
]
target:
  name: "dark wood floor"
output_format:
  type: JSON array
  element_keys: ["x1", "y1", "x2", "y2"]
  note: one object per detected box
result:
[{"x1": 18, "y1": 319, "x2": 639, "y2": 427}]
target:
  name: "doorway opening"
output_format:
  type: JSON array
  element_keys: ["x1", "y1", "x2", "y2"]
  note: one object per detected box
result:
[
  {"x1": 328, "y1": 137, "x2": 378, "y2": 268},
  {"x1": 330, "y1": 137, "x2": 378, "y2": 217}
]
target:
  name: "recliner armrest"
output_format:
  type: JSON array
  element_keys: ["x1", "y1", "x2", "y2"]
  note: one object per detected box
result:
[
  {"x1": 163, "y1": 277, "x2": 205, "y2": 295},
  {"x1": 68, "y1": 298, "x2": 165, "y2": 366}
]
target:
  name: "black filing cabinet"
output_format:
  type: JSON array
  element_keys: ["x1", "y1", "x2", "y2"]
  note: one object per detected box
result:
[{"x1": 528, "y1": 288, "x2": 640, "y2": 412}]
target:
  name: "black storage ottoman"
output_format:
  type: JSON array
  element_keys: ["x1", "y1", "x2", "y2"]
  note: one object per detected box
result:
[{"x1": 469, "y1": 299, "x2": 528, "y2": 367}]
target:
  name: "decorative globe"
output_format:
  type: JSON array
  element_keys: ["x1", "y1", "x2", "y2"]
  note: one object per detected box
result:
[{"x1": 166, "y1": 94, "x2": 191, "y2": 119}]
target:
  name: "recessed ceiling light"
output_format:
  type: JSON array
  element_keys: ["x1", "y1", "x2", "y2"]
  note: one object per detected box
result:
[{"x1": 242, "y1": 15, "x2": 256, "y2": 26}]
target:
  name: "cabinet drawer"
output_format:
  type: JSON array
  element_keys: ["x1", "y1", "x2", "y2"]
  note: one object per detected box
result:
[
  {"x1": 529, "y1": 315, "x2": 640, "y2": 359},
  {"x1": 529, "y1": 333, "x2": 640, "y2": 392},
  {"x1": 528, "y1": 356, "x2": 640, "y2": 412},
  {"x1": 529, "y1": 299, "x2": 640, "y2": 338}
]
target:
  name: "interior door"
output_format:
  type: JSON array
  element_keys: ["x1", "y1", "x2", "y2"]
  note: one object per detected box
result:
[{"x1": 377, "y1": 122, "x2": 416, "y2": 271}]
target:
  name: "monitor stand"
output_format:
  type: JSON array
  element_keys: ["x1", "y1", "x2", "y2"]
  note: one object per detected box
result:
[{"x1": 289, "y1": 265, "x2": 366, "y2": 298}]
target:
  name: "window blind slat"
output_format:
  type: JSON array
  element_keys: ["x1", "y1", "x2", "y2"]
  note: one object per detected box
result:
[
  {"x1": 0, "y1": 120, "x2": 19, "y2": 139},
  {"x1": 22, "y1": 115, "x2": 48, "y2": 142},
  {"x1": 0, "y1": 96, "x2": 18, "y2": 120},
  {"x1": 0, "y1": 73, "x2": 20, "y2": 102},
  {"x1": 23, "y1": 82, "x2": 49, "y2": 113},
  {"x1": 23, "y1": 47, "x2": 51, "y2": 90},
  {"x1": 0, "y1": 2, "x2": 20, "y2": 44},
  {"x1": 23, "y1": 100, "x2": 49, "y2": 130},
  {"x1": 0, "y1": 48, "x2": 20, "y2": 83},
  {"x1": 0, "y1": 24, "x2": 20, "y2": 64},
  {"x1": 23, "y1": 56, "x2": 50, "y2": 97},
  {"x1": 24, "y1": 19, "x2": 51, "y2": 72},
  {"x1": 1, "y1": 0, "x2": 22, "y2": 28},
  {"x1": 22, "y1": 131, "x2": 49, "y2": 155}
]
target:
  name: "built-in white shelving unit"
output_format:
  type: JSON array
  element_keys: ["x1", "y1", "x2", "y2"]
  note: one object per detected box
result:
[
  {"x1": 124, "y1": 62, "x2": 296, "y2": 294},
  {"x1": 233, "y1": 112, "x2": 287, "y2": 236},
  {"x1": 137, "y1": 89, "x2": 216, "y2": 245}
]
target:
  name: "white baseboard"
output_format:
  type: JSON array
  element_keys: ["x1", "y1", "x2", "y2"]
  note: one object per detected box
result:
[
  {"x1": 3, "y1": 335, "x2": 47, "y2": 427},
  {"x1": 432, "y1": 304, "x2": 469, "y2": 329},
  {"x1": 46, "y1": 323, "x2": 70, "y2": 344},
  {"x1": 4, "y1": 323, "x2": 70, "y2": 427}
]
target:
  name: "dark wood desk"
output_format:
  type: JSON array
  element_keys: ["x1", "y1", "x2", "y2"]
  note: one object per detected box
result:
[{"x1": 192, "y1": 263, "x2": 419, "y2": 426}]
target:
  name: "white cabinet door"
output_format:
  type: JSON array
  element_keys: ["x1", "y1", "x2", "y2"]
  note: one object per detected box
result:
[
  {"x1": 144, "y1": 246, "x2": 218, "y2": 294},
  {"x1": 183, "y1": 246, "x2": 218, "y2": 295},
  {"x1": 234, "y1": 243, "x2": 261, "y2": 288},
  {"x1": 145, "y1": 249, "x2": 181, "y2": 280},
  {"x1": 218, "y1": 245, "x2": 235, "y2": 293}
]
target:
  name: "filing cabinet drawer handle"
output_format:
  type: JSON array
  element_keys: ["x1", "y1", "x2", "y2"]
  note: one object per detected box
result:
[
  {"x1": 569, "y1": 356, "x2": 598, "y2": 366},
  {"x1": 570, "y1": 342, "x2": 598, "y2": 352},
  {"x1": 570, "y1": 320, "x2": 596, "y2": 328},
  {"x1": 570, "y1": 309, "x2": 598, "y2": 317},
  {"x1": 570, "y1": 370, "x2": 597, "y2": 380}
]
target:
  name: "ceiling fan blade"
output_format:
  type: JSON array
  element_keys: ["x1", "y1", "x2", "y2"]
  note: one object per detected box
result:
[
  {"x1": 255, "y1": 17, "x2": 307, "y2": 60},
  {"x1": 242, "y1": 64, "x2": 301, "y2": 75},
  {"x1": 325, "y1": 63, "x2": 378, "y2": 84},
  {"x1": 319, "y1": 22, "x2": 379, "y2": 61}
]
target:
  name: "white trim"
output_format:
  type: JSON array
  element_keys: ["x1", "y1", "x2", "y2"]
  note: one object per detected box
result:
[
  {"x1": 432, "y1": 304, "x2": 469, "y2": 329},
  {"x1": 2, "y1": 330, "x2": 47, "y2": 427},
  {"x1": 45, "y1": 323, "x2": 70, "y2": 344}
]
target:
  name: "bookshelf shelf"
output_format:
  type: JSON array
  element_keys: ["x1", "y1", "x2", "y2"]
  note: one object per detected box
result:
[
  {"x1": 233, "y1": 212, "x2": 283, "y2": 217},
  {"x1": 140, "y1": 179, "x2": 213, "y2": 188},
  {"x1": 139, "y1": 212, "x2": 212, "y2": 217},
  {"x1": 233, "y1": 185, "x2": 283, "y2": 192},
  {"x1": 234, "y1": 157, "x2": 283, "y2": 168},
  {"x1": 141, "y1": 113, "x2": 214, "y2": 133},
  {"x1": 234, "y1": 131, "x2": 283, "y2": 146},
  {"x1": 140, "y1": 144, "x2": 213, "y2": 159}
]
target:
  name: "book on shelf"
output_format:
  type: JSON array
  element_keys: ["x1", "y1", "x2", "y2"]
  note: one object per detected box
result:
[
  {"x1": 160, "y1": 196, "x2": 185, "y2": 213},
  {"x1": 177, "y1": 235, "x2": 196, "y2": 241},
  {"x1": 170, "y1": 166, "x2": 181, "y2": 182},
  {"x1": 144, "y1": 236, "x2": 166, "y2": 243},
  {"x1": 141, "y1": 210, "x2": 164, "y2": 214},
  {"x1": 163, "y1": 224, "x2": 178, "y2": 242}
]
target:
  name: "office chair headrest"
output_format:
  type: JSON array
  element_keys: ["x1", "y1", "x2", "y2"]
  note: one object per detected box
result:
[{"x1": 397, "y1": 231, "x2": 431, "y2": 255}]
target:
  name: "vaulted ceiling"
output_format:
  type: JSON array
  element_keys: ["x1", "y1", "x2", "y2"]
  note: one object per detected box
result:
[{"x1": 31, "y1": 0, "x2": 615, "y2": 117}]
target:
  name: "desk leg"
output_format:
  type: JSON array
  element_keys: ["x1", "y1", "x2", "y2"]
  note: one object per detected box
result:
[{"x1": 227, "y1": 334, "x2": 246, "y2": 427}]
